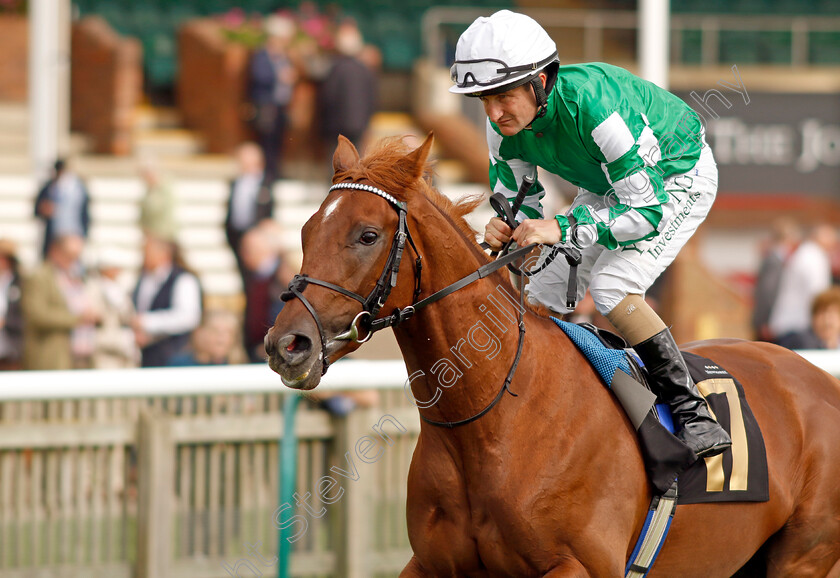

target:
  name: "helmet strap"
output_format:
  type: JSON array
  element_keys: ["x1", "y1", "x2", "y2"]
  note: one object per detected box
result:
[{"x1": 530, "y1": 76, "x2": 548, "y2": 120}]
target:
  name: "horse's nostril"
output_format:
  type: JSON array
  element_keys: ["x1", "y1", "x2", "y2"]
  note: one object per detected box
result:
[
  {"x1": 275, "y1": 333, "x2": 312, "y2": 364},
  {"x1": 277, "y1": 334, "x2": 295, "y2": 352},
  {"x1": 287, "y1": 334, "x2": 312, "y2": 354}
]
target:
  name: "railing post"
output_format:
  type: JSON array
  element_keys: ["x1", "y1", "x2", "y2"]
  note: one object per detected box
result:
[
  {"x1": 583, "y1": 14, "x2": 604, "y2": 63},
  {"x1": 136, "y1": 409, "x2": 173, "y2": 578},
  {"x1": 277, "y1": 393, "x2": 301, "y2": 578},
  {"x1": 335, "y1": 407, "x2": 376, "y2": 578},
  {"x1": 791, "y1": 18, "x2": 809, "y2": 66},
  {"x1": 701, "y1": 18, "x2": 720, "y2": 66}
]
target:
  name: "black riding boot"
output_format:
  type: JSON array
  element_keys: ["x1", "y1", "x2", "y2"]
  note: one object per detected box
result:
[{"x1": 634, "y1": 328, "x2": 732, "y2": 458}]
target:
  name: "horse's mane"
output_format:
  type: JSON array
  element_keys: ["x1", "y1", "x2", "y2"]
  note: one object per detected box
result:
[
  {"x1": 335, "y1": 137, "x2": 554, "y2": 319},
  {"x1": 334, "y1": 137, "x2": 483, "y2": 240}
]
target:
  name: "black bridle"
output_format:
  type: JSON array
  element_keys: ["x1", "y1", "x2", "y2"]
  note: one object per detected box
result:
[
  {"x1": 280, "y1": 180, "x2": 539, "y2": 428},
  {"x1": 280, "y1": 182, "x2": 422, "y2": 376}
]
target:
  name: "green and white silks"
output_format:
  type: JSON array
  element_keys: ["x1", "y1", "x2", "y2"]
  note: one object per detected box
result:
[{"x1": 486, "y1": 62, "x2": 717, "y2": 315}]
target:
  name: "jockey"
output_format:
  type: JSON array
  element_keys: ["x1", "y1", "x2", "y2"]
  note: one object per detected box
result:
[{"x1": 450, "y1": 10, "x2": 731, "y2": 459}]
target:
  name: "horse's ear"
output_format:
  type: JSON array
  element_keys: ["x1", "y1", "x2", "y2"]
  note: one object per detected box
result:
[
  {"x1": 332, "y1": 135, "x2": 360, "y2": 175},
  {"x1": 399, "y1": 132, "x2": 434, "y2": 180}
]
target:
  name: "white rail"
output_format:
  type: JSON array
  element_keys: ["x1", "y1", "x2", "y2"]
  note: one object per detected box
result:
[
  {"x1": 791, "y1": 349, "x2": 840, "y2": 378},
  {"x1": 0, "y1": 359, "x2": 409, "y2": 401},
  {"x1": 0, "y1": 351, "x2": 836, "y2": 402}
]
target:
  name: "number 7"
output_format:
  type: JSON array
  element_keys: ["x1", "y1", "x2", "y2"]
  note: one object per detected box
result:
[{"x1": 695, "y1": 378, "x2": 749, "y2": 492}]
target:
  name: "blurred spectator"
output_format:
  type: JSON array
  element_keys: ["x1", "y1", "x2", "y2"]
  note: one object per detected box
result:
[
  {"x1": 90, "y1": 249, "x2": 140, "y2": 369},
  {"x1": 225, "y1": 142, "x2": 275, "y2": 286},
  {"x1": 138, "y1": 156, "x2": 178, "y2": 241},
  {"x1": 768, "y1": 224, "x2": 837, "y2": 342},
  {"x1": 359, "y1": 43, "x2": 383, "y2": 72},
  {"x1": 317, "y1": 19, "x2": 378, "y2": 156},
  {"x1": 239, "y1": 221, "x2": 295, "y2": 362},
  {"x1": 131, "y1": 232, "x2": 203, "y2": 367},
  {"x1": 168, "y1": 309, "x2": 247, "y2": 366},
  {"x1": 34, "y1": 159, "x2": 90, "y2": 259},
  {"x1": 249, "y1": 14, "x2": 298, "y2": 181},
  {"x1": 0, "y1": 239, "x2": 23, "y2": 370},
  {"x1": 777, "y1": 286, "x2": 840, "y2": 350},
  {"x1": 21, "y1": 234, "x2": 100, "y2": 370},
  {"x1": 752, "y1": 218, "x2": 801, "y2": 342},
  {"x1": 309, "y1": 386, "x2": 380, "y2": 416}
]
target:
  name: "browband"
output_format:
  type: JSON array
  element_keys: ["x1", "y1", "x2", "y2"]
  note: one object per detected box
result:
[{"x1": 329, "y1": 182, "x2": 401, "y2": 208}]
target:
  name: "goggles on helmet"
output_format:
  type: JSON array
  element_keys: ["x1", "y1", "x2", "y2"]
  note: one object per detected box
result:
[{"x1": 450, "y1": 52, "x2": 558, "y2": 90}]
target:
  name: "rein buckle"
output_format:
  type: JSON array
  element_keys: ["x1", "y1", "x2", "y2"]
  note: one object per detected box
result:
[{"x1": 397, "y1": 305, "x2": 415, "y2": 323}]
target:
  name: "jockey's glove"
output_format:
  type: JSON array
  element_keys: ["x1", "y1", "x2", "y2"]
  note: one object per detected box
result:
[{"x1": 555, "y1": 205, "x2": 599, "y2": 250}]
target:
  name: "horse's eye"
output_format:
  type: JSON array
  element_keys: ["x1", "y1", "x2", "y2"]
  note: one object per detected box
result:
[{"x1": 359, "y1": 231, "x2": 379, "y2": 246}]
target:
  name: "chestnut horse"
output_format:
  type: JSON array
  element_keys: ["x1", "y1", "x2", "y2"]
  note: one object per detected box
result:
[{"x1": 265, "y1": 135, "x2": 840, "y2": 577}]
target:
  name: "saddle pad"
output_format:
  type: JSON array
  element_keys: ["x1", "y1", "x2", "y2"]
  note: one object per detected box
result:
[
  {"x1": 552, "y1": 319, "x2": 632, "y2": 386},
  {"x1": 552, "y1": 319, "x2": 769, "y2": 504},
  {"x1": 677, "y1": 352, "x2": 769, "y2": 504}
]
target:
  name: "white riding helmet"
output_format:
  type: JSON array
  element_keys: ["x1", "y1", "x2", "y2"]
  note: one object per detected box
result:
[{"x1": 449, "y1": 10, "x2": 558, "y2": 98}]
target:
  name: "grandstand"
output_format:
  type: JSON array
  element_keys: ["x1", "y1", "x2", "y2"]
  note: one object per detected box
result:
[{"x1": 69, "y1": 0, "x2": 840, "y2": 87}]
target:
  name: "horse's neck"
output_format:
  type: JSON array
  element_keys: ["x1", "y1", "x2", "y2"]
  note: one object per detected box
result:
[{"x1": 393, "y1": 201, "x2": 581, "y2": 428}]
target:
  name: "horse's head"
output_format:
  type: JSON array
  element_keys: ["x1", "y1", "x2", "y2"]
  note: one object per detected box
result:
[{"x1": 264, "y1": 134, "x2": 436, "y2": 390}]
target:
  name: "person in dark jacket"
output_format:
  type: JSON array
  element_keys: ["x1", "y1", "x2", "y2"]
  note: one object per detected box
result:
[
  {"x1": 131, "y1": 232, "x2": 203, "y2": 367},
  {"x1": 0, "y1": 239, "x2": 23, "y2": 370},
  {"x1": 34, "y1": 159, "x2": 90, "y2": 259},
  {"x1": 751, "y1": 218, "x2": 801, "y2": 342},
  {"x1": 317, "y1": 20, "x2": 378, "y2": 156},
  {"x1": 248, "y1": 14, "x2": 298, "y2": 181},
  {"x1": 225, "y1": 142, "x2": 275, "y2": 289},
  {"x1": 238, "y1": 222, "x2": 295, "y2": 362}
]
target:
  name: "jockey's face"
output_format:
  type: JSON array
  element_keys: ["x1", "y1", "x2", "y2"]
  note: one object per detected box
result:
[{"x1": 479, "y1": 73, "x2": 546, "y2": 136}]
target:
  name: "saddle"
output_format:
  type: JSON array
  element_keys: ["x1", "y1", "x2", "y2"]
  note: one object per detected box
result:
[
  {"x1": 554, "y1": 319, "x2": 769, "y2": 503},
  {"x1": 555, "y1": 320, "x2": 694, "y2": 493}
]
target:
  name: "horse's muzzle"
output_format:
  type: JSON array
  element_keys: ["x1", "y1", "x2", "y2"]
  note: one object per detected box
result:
[{"x1": 264, "y1": 330, "x2": 322, "y2": 390}]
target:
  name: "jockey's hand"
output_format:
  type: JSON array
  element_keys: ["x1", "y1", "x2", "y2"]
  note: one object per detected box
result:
[
  {"x1": 512, "y1": 218, "x2": 562, "y2": 247},
  {"x1": 484, "y1": 217, "x2": 512, "y2": 250}
]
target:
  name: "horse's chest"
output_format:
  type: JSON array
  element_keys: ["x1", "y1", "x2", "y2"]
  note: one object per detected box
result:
[
  {"x1": 408, "y1": 473, "x2": 541, "y2": 573},
  {"x1": 410, "y1": 437, "x2": 578, "y2": 574},
  {"x1": 460, "y1": 476, "x2": 564, "y2": 572}
]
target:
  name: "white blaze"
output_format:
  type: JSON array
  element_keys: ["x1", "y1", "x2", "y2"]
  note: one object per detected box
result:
[{"x1": 323, "y1": 196, "x2": 343, "y2": 220}]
